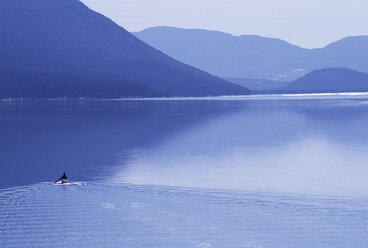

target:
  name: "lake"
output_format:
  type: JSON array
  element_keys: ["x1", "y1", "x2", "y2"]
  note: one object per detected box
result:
[{"x1": 1, "y1": 94, "x2": 368, "y2": 247}]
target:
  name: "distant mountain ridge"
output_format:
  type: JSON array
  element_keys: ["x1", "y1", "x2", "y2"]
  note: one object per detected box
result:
[
  {"x1": 279, "y1": 68, "x2": 368, "y2": 93},
  {"x1": 0, "y1": 0, "x2": 249, "y2": 98},
  {"x1": 134, "y1": 26, "x2": 368, "y2": 81},
  {"x1": 224, "y1": 77, "x2": 289, "y2": 91}
]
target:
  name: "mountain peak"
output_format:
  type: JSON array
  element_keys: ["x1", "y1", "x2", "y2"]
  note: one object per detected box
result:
[
  {"x1": 0, "y1": 0, "x2": 249, "y2": 98},
  {"x1": 323, "y1": 35, "x2": 368, "y2": 49}
]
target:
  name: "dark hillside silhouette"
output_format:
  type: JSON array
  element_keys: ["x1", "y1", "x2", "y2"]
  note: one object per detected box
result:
[{"x1": 0, "y1": 0, "x2": 249, "y2": 98}]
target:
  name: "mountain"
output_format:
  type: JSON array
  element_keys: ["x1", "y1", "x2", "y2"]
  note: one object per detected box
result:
[
  {"x1": 134, "y1": 26, "x2": 307, "y2": 81},
  {"x1": 0, "y1": 0, "x2": 249, "y2": 98},
  {"x1": 308, "y1": 36, "x2": 368, "y2": 72},
  {"x1": 134, "y1": 26, "x2": 368, "y2": 81},
  {"x1": 224, "y1": 77, "x2": 289, "y2": 91},
  {"x1": 0, "y1": 71, "x2": 160, "y2": 98},
  {"x1": 279, "y1": 68, "x2": 368, "y2": 93}
]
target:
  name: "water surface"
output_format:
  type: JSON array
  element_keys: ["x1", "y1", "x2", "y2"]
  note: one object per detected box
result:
[
  {"x1": 2, "y1": 95, "x2": 368, "y2": 247},
  {"x1": 1, "y1": 183, "x2": 367, "y2": 248},
  {"x1": 1, "y1": 96, "x2": 368, "y2": 197}
]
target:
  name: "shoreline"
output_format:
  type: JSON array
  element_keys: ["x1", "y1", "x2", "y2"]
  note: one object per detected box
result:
[{"x1": 2, "y1": 91, "x2": 368, "y2": 102}]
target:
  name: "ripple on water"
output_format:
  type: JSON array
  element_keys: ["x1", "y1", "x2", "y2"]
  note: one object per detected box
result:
[{"x1": 1, "y1": 183, "x2": 368, "y2": 248}]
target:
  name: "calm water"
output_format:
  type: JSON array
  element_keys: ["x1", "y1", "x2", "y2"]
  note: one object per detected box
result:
[
  {"x1": 1, "y1": 96, "x2": 368, "y2": 196},
  {"x1": 1, "y1": 95, "x2": 368, "y2": 247}
]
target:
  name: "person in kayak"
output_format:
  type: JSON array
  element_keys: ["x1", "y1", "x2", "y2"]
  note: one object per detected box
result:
[{"x1": 56, "y1": 171, "x2": 67, "y2": 183}]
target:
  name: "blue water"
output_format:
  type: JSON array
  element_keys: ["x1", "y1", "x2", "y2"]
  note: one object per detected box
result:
[
  {"x1": 1, "y1": 183, "x2": 368, "y2": 248},
  {"x1": 1, "y1": 94, "x2": 368, "y2": 247}
]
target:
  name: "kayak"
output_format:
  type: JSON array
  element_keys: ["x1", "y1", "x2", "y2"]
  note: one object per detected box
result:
[{"x1": 54, "y1": 180, "x2": 70, "y2": 185}]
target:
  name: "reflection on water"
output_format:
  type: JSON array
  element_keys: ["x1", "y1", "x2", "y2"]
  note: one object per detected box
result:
[
  {"x1": 114, "y1": 98, "x2": 368, "y2": 197},
  {"x1": 1, "y1": 97, "x2": 368, "y2": 197},
  {"x1": 0, "y1": 100, "x2": 242, "y2": 188}
]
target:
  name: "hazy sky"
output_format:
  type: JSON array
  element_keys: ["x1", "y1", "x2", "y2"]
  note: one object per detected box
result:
[{"x1": 81, "y1": 0, "x2": 368, "y2": 48}]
